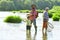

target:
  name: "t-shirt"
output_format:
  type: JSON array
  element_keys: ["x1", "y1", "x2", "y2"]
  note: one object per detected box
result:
[
  {"x1": 26, "y1": 19, "x2": 31, "y2": 26},
  {"x1": 43, "y1": 11, "x2": 49, "y2": 21},
  {"x1": 30, "y1": 10, "x2": 38, "y2": 20}
]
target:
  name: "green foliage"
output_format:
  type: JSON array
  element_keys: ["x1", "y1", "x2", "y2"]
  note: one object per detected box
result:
[
  {"x1": 4, "y1": 16, "x2": 22, "y2": 23},
  {"x1": 12, "y1": 11, "x2": 16, "y2": 13},
  {"x1": 48, "y1": 13, "x2": 53, "y2": 18},
  {"x1": 52, "y1": 6, "x2": 60, "y2": 13},
  {"x1": 48, "y1": 6, "x2": 60, "y2": 18},
  {"x1": 12, "y1": 10, "x2": 44, "y2": 13},
  {"x1": 48, "y1": 10, "x2": 54, "y2": 18},
  {"x1": 52, "y1": 6, "x2": 60, "y2": 10},
  {"x1": 48, "y1": 6, "x2": 60, "y2": 21},
  {"x1": 37, "y1": 10, "x2": 43, "y2": 13},
  {"x1": 52, "y1": 13, "x2": 60, "y2": 21},
  {"x1": 0, "y1": 1, "x2": 15, "y2": 11},
  {"x1": 20, "y1": 10, "x2": 30, "y2": 13},
  {"x1": 0, "y1": 0, "x2": 60, "y2": 11}
]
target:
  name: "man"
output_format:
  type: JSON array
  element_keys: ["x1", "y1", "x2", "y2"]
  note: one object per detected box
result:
[
  {"x1": 30, "y1": 4, "x2": 38, "y2": 32},
  {"x1": 42, "y1": 7, "x2": 49, "y2": 33}
]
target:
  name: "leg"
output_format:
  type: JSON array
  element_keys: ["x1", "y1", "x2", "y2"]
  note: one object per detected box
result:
[
  {"x1": 33, "y1": 19, "x2": 37, "y2": 32},
  {"x1": 29, "y1": 26, "x2": 31, "y2": 31},
  {"x1": 26, "y1": 26, "x2": 28, "y2": 30},
  {"x1": 45, "y1": 21, "x2": 48, "y2": 33},
  {"x1": 42, "y1": 21, "x2": 45, "y2": 33},
  {"x1": 42, "y1": 21, "x2": 48, "y2": 33},
  {"x1": 42, "y1": 27, "x2": 44, "y2": 33},
  {"x1": 44, "y1": 21, "x2": 48, "y2": 32}
]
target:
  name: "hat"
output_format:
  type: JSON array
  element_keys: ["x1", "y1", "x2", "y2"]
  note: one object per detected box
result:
[{"x1": 45, "y1": 7, "x2": 49, "y2": 10}]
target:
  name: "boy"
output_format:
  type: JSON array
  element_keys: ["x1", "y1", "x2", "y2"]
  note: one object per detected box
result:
[{"x1": 24, "y1": 14, "x2": 32, "y2": 30}]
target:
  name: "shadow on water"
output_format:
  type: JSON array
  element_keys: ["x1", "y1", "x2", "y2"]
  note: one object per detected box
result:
[{"x1": 26, "y1": 30, "x2": 37, "y2": 40}]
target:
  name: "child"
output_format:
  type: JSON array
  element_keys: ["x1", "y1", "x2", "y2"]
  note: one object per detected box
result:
[
  {"x1": 26, "y1": 16, "x2": 31, "y2": 30},
  {"x1": 24, "y1": 14, "x2": 32, "y2": 30}
]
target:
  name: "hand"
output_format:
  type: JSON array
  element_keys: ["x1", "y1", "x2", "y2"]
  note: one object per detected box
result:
[{"x1": 22, "y1": 18, "x2": 27, "y2": 22}]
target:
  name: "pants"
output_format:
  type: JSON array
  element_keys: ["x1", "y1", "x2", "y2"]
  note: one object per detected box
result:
[
  {"x1": 31, "y1": 19, "x2": 36, "y2": 26},
  {"x1": 31, "y1": 19, "x2": 37, "y2": 30}
]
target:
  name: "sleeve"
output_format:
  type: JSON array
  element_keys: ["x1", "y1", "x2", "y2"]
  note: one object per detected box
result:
[
  {"x1": 36, "y1": 11, "x2": 38, "y2": 18},
  {"x1": 37, "y1": 11, "x2": 38, "y2": 16}
]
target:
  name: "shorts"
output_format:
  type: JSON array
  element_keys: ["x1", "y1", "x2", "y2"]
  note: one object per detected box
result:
[
  {"x1": 43, "y1": 21, "x2": 48, "y2": 28},
  {"x1": 26, "y1": 25, "x2": 31, "y2": 30}
]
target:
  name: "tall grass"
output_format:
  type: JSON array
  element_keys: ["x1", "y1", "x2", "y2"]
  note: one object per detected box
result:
[{"x1": 4, "y1": 16, "x2": 22, "y2": 23}]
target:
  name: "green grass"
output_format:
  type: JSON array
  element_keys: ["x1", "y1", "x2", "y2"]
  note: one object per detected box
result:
[
  {"x1": 12, "y1": 10, "x2": 43, "y2": 13},
  {"x1": 19, "y1": 10, "x2": 30, "y2": 13},
  {"x1": 37, "y1": 10, "x2": 43, "y2": 13},
  {"x1": 4, "y1": 16, "x2": 22, "y2": 23}
]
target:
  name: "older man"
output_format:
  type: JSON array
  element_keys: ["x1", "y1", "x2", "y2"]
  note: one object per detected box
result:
[{"x1": 42, "y1": 7, "x2": 49, "y2": 33}]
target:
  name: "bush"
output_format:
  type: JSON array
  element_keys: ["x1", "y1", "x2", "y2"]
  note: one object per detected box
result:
[
  {"x1": 52, "y1": 6, "x2": 60, "y2": 19},
  {"x1": 51, "y1": 6, "x2": 60, "y2": 13},
  {"x1": 58, "y1": 14, "x2": 60, "y2": 19},
  {"x1": 48, "y1": 13, "x2": 53, "y2": 18},
  {"x1": 48, "y1": 10, "x2": 56, "y2": 13},
  {"x1": 12, "y1": 11, "x2": 16, "y2": 14},
  {"x1": 48, "y1": 6, "x2": 60, "y2": 18},
  {"x1": 48, "y1": 12, "x2": 53, "y2": 18},
  {"x1": 20, "y1": 10, "x2": 22, "y2": 13},
  {"x1": 25, "y1": 10, "x2": 30, "y2": 13},
  {"x1": 52, "y1": 14, "x2": 59, "y2": 21},
  {"x1": 37, "y1": 10, "x2": 43, "y2": 13},
  {"x1": 20, "y1": 10, "x2": 30, "y2": 13},
  {"x1": 12, "y1": 10, "x2": 44, "y2": 13},
  {"x1": 4, "y1": 16, "x2": 22, "y2": 23}
]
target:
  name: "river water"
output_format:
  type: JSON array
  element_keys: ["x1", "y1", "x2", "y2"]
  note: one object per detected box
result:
[{"x1": 0, "y1": 12, "x2": 60, "y2": 40}]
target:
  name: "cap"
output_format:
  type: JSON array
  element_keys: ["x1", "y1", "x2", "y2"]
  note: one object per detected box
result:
[{"x1": 45, "y1": 7, "x2": 49, "y2": 10}]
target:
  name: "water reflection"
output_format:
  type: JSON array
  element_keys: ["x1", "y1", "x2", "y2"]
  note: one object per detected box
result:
[
  {"x1": 26, "y1": 30, "x2": 37, "y2": 40},
  {"x1": 33, "y1": 31, "x2": 37, "y2": 40},
  {"x1": 0, "y1": 12, "x2": 60, "y2": 40},
  {"x1": 26, "y1": 30, "x2": 31, "y2": 40},
  {"x1": 42, "y1": 31, "x2": 53, "y2": 40},
  {"x1": 42, "y1": 32, "x2": 47, "y2": 40}
]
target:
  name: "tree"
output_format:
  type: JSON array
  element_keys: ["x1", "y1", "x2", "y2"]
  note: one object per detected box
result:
[
  {"x1": 0, "y1": 0, "x2": 60, "y2": 11},
  {"x1": 0, "y1": 1, "x2": 15, "y2": 11}
]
